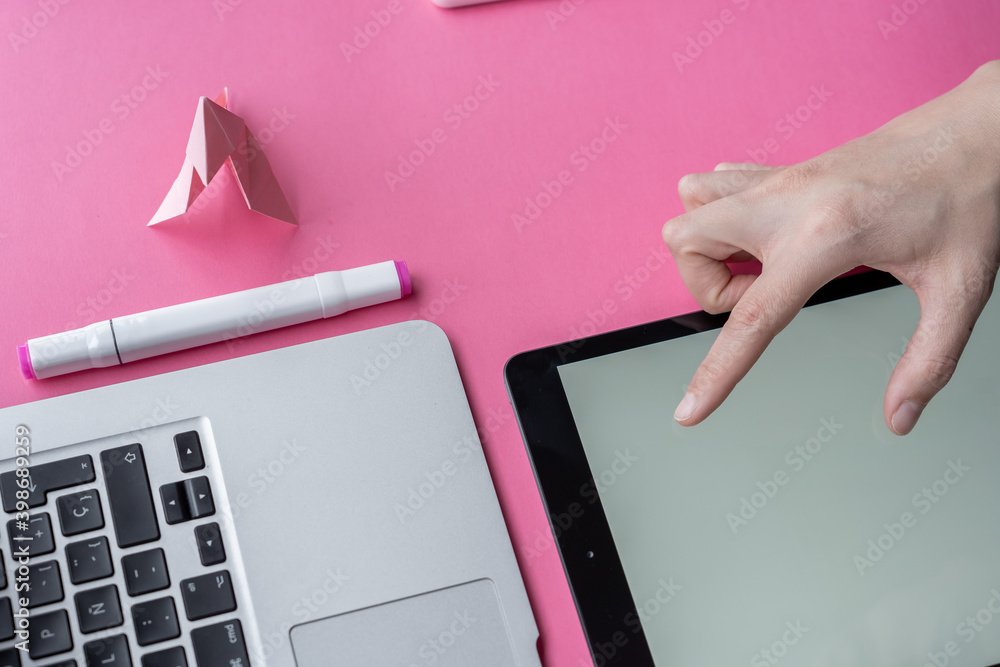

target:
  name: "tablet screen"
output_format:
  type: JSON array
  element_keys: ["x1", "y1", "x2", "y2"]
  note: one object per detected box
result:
[{"x1": 557, "y1": 285, "x2": 1000, "y2": 667}]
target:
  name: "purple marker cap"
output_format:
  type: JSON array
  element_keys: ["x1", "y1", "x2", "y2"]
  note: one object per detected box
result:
[
  {"x1": 17, "y1": 343, "x2": 35, "y2": 380},
  {"x1": 395, "y1": 260, "x2": 412, "y2": 297}
]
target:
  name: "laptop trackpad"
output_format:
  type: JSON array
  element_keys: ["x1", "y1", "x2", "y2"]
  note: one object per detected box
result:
[{"x1": 290, "y1": 579, "x2": 519, "y2": 666}]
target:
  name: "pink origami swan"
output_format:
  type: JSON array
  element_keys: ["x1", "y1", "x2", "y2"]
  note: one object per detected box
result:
[{"x1": 148, "y1": 90, "x2": 296, "y2": 226}]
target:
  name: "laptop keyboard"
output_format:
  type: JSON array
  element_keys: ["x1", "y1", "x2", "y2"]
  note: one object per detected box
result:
[{"x1": 0, "y1": 423, "x2": 252, "y2": 667}]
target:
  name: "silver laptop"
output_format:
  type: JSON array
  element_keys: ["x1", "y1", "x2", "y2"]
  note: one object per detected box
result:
[{"x1": 0, "y1": 320, "x2": 540, "y2": 667}]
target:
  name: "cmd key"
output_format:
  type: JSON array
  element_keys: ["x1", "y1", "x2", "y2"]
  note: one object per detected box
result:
[
  {"x1": 0, "y1": 455, "x2": 95, "y2": 513},
  {"x1": 191, "y1": 619, "x2": 249, "y2": 667},
  {"x1": 101, "y1": 444, "x2": 160, "y2": 548}
]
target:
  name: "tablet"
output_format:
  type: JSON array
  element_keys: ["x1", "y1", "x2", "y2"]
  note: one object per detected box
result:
[{"x1": 506, "y1": 271, "x2": 1000, "y2": 667}]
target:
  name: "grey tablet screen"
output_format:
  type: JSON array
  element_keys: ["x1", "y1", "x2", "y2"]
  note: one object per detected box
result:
[{"x1": 558, "y1": 285, "x2": 1000, "y2": 667}]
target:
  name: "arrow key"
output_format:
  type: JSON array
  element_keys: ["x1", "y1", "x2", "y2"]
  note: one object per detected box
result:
[
  {"x1": 183, "y1": 477, "x2": 214, "y2": 519},
  {"x1": 173, "y1": 431, "x2": 205, "y2": 473},
  {"x1": 159, "y1": 483, "x2": 189, "y2": 525},
  {"x1": 194, "y1": 522, "x2": 226, "y2": 566}
]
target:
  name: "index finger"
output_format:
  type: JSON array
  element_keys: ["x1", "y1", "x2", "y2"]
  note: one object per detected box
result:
[{"x1": 673, "y1": 264, "x2": 830, "y2": 425}]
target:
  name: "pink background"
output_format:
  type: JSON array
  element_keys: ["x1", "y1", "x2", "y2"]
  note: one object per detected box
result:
[{"x1": 2, "y1": 0, "x2": 997, "y2": 664}]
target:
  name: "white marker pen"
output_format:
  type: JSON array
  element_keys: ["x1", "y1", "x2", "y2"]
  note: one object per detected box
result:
[{"x1": 18, "y1": 260, "x2": 412, "y2": 380}]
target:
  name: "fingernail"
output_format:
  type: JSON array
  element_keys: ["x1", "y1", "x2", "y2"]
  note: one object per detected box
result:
[
  {"x1": 891, "y1": 400, "x2": 925, "y2": 436},
  {"x1": 674, "y1": 392, "x2": 697, "y2": 423}
]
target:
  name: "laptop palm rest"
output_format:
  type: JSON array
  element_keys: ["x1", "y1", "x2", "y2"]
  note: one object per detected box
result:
[{"x1": 290, "y1": 578, "x2": 519, "y2": 666}]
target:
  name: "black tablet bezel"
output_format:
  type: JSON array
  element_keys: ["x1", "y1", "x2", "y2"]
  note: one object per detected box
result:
[{"x1": 504, "y1": 270, "x2": 903, "y2": 666}]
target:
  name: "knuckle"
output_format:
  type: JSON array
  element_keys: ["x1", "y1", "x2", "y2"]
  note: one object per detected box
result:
[
  {"x1": 694, "y1": 356, "x2": 727, "y2": 389},
  {"x1": 728, "y1": 295, "x2": 770, "y2": 334},
  {"x1": 661, "y1": 214, "x2": 689, "y2": 249},
  {"x1": 718, "y1": 171, "x2": 749, "y2": 196},
  {"x1": 677, "y1": 174, "x2": 698, "y2": 198}
]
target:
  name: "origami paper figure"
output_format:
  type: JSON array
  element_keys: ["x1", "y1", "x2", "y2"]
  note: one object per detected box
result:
[{"x1": 149, "y1": 90, "x2": 296, "y2": 226}]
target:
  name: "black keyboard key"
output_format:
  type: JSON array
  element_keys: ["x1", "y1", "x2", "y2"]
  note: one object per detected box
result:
[
  {"x1": 184, "y1": 477, "x2": 214, "y2": 519},
  {"x1": 66, "y1": 537, "x2": 114, "y2": 584},
  {"x1": 159, "y1": 483, "x2": 187, "y2": 525},
  {"x1": 0, "y1": 598, "x2": 13, "y2": 641},
  {"x1": 0, "y1": 455, "x2": 95, "y2": 513},
  {"x1": 101, "y1": 444, "x2": 159, "y2": 548},
  {"x1": 122, "y1": 549, "x2": 169, "y2": 597},
  {"x1": 174, "y1": 431, "x2": 205, "y2": 472},
  {"x1": 57, "y1": 490, "x2": 105, "y2": 536},
  {"x1": 84, "y1": 634, "x2": 131, "y2": 667},
  {"x1": 7, "y1": 513, "x2": 55, "y2": 556},
  {"x1": 40, "y1": 662, "x2": 76, "y2": 667},
  {"x1": 181, "y1": 570, "x2": 236, "y2": 620},
  {"x1": 132, "y1": 597, "x2": 180, "y2": 647},
  {"x1": 191, "y1": 619, "x2": 248, "y2": 667},
  {"x1": 194, "y1": 523, "x2": 226, "y2": 566},
  {"x1": 141, "y1": 646, "x2": 186, "y2": 667},
  {"x1": 0, "y1": 647, "x2": 19, "y2": 667},
  {"x1": 25, "y1": 561, "x2": 63, "y2": 608},
  {"x1": 28, "y1": 609, "x2": 72, "y2": 659},
  {"x1": 0, "y1": 551, "x2": 6, "y2": 589},
  {"x1": 75, "y1": 585, "x2": 123, "y2": 634},
  {"x1": 160, "y1": 477, "x2": 214, "y2": 525}
]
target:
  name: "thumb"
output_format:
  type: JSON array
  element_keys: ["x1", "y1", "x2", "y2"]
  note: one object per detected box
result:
[{"x1": 885, "y1": 285, "x2": 990, "y2": 435}]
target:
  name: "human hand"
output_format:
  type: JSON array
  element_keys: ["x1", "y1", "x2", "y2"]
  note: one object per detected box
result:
[{"x1": 662, "y1": 60, "x2": 1000, "y2": 435}]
